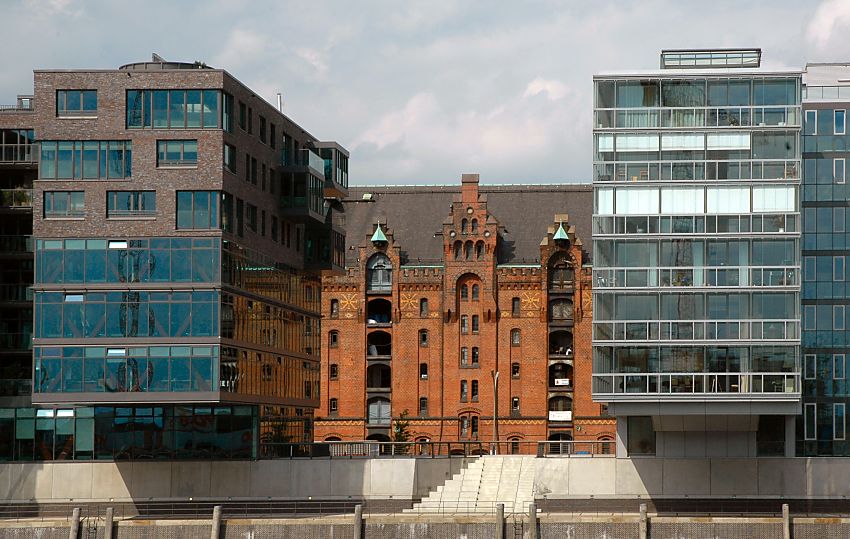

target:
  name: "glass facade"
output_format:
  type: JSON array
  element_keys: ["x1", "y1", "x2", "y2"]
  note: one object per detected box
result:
[
  {"x1": 800, "y1": 72, "x2": 850, "y2": 455},
  {"x1": 126, "y1": 90, "x2": 220, "y2": 129},
  {"x1": 592, "y1": 73, "x2": 802, "y2": 408}
]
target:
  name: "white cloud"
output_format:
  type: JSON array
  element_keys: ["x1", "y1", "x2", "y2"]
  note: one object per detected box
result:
[
  {"x1": 807, "y1": 0, "x2": 850, "y2": 51},
  {"x1": 523, "y1": 78, "x2": 570, "y2": 101}
]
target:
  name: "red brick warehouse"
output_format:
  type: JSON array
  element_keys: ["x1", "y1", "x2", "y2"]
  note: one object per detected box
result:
[{"x1": 315, "y1": 175, "x2": 614, "y2": 451}]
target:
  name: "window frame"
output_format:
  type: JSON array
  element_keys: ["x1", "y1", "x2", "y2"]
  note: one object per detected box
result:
[
  {"x1": 511, "y1": 362, "x2": 520, "y2": 378},
  {"x1": 57, "y1": 89, "x2": 97, "y2": 117},
  {"x1": 419, "y1": 363, "x2": 428, "y2": 379},
  {"x1": 804, "y1": 353, "x2": 816, "y2": 380},
  {"x1": 175, "y1": 190, "x2": 220, "y2": 230},
  {"x1": 43, "y1": 191, "x2": 85, "y2": 219},
  {"x1": 835, "y1": 157, "x2": 845, "y2": 184},
  {"x1": 835, "y1": 403, "x2": 846, "y2": 441},
  {"x1": 804, "y1": 109, "x2": 817, "y2": 135},
  {"x1": 834, "y1": 353, "x2": 846, "y2": 380},
  {"x1": 106, "y1": 190, "x2": 156, "y2": 219},
  {"x1": 157, "y1": 140, "x2": 198, "y2": 167},
  {"x1": 329, "y1": 363, "x2": 338, "y2": 380},
  {"x1": 511, "y1": 329, "x2": 521, "y2": 346},
  {"x1": 805, "y1": 403, "x2": 817, "y2": 440},
  {"x1": 836, "y1": 109, "x2": 846, "y2": 135},
  {"x1": 419, "y1": 329, "x2": 429, "y2": 347},
  {"x1": 329, "y1": 330, "x2": 339, "y2": 348}
]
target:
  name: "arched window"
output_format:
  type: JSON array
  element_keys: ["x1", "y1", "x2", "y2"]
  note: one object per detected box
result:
[
  {"x1": 329, "y1": 330, "x2": 339, "y2": 348},
  {"x1": 471, "y1": 284, "x2": 479, "y2": 300},
  {"x1": 471, "y1": 219, "x2": 478, "y2": 233},
  {"x1": 329, "y1": 398, "x2": 338, "y2": 413},
  {"x1": 366, "y1": 253, "x2": 392, "y2": 292},
  {"x1": 420, "y1": 362, "x2": 428, "y2": 378},
  {"x1": 464, "y1": 241, "x2": 473, "y2": 260},
  {"x1": 511, "y1": 362, "x2": 520, "y2": 378},
  {"x1": 454, "y1": 241, "x2": 462, "y2": 259},
  {"x1": 460, "y1": 284, "x2": 468, "y2": 300},
  {"x1": 461, "y1": 218, "x2": 468, "y2": 233},
  {"x1": 475, "y1": 240, "x2": 484, "y2": 259},
  {"x1": 419, "y1": 397, "x2": 428, "y2": 416},
  {"x1": 509, "y1": 437, "x2": 521, "y2": 454},
  {"x1": 367, "y1": 330, "x2": 391, "y2": 356},
  {"x1": 420, "y1": 298, "x2": 429, "y2": 317},
  {"x1": 511, "y1": 329, "x2": 521, "y2": 346},
  {"x1": 549, "y1": 253, "x2": 575, "y2": 290},
  {"x1": 550, "y1": 298, "x2": 574, "y2": 321},
  {"x1": 330, "y1": 299, "x2": 339, "y2": 318},
  {"x1": 419, "y1": 329, "x2": 429, "y2": 347},
  {"x1": 511, "y1": 396, "x2": 520, "y2": 414},
  {"x1": 471, "y1": 347, "x2": 479, "y2": 366},
  {"x1": 471, "y1": 315, "x2": 479, "y2": 333},
  {"x1": 329, "y1": 364, "x2": 339, "y2": 379},
  {"x1": 512, "y1": 297, "x2": 521, "y2": 317}
]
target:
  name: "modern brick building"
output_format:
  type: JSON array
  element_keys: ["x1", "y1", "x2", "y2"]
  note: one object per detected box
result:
[
  {"x1": 0, "y1": 56, "x2": 348, "y2": 460},
  {"x1": 315, "y1": 175, "x2": 613, "y2": 450}
]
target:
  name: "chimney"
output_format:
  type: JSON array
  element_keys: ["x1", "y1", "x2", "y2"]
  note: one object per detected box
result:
[{"x1": 461, "y1": 173, "x2": 480, "y2": 204}]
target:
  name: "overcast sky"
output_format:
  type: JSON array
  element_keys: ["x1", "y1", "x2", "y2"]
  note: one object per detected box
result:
[{"x1": 3, "y1": 0, "x2": 850, "y2": 185}]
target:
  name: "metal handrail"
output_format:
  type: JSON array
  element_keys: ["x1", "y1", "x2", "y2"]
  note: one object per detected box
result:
[{"x1": 593, "y1": 371, "x2": 800, "y2": 395}]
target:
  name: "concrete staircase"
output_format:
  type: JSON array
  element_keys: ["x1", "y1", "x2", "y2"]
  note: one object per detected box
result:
[{"x1": 408, "y1": 456, "x2": 537, "y2": 514}]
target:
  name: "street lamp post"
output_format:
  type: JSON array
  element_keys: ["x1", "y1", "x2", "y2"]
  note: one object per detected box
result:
[{"x1": 491, "y1": 369, "x2": 499, "y2": 454}]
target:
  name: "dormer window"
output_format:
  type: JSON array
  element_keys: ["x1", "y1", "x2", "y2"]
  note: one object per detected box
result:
[{"x1": 367, "y1": 253, "x2": 392, "y2": 292}]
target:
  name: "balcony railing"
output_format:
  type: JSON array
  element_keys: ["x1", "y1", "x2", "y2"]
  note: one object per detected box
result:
[
  {"x1": 593, "y1": 318, "x2": 799, "y2": 342},
  {"x1": 593, "y1": 212, "x2": 798, "y2": 236},
  {"x1": 0, "y1": 333, "x2": 32, "y2": 350},
  {"x1": 0, "y1": 145, "x2": 35, "y2": 163},
  {"x1": 0, "y1": 189, "x2": 32, "y2": 208},
  {"x1": 281, "y1": 149, "x2": 325, "y2": 175},
  {"x1": 106, "y1": 209, "x2": 157, "y2": 218},
  {"x1": 593, "y1": 265, "x2": 798, "y2": 288},
  {"x1": 0, "y1": 235, "x2": 33, "y2": 253},
  {"x1": 594, "y1": 159, "x2": 800, "y2": 183},
  {"x1": 593, "y1": 371, "x2": 800, "y2": 397},
  {"x1": 595, "y1": 105, "x2": 801, "y2": 129}
]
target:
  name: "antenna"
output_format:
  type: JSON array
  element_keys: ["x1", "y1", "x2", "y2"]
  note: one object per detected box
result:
[
  {"x1": 276, "y1": 93, "x2": 283, "y2": 111},
  {"x1": 152, "y1": 53, "x2": 165, "y2": 62}
]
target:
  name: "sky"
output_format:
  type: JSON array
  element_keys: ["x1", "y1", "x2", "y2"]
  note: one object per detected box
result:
[{"x1": 3, "y1": 0, "x2": 850, "y2": 185}]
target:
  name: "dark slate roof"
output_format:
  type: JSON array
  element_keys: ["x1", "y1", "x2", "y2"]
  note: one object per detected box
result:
[{"x1": 340, "y1": 183, "x2": 593, "y2": 267}]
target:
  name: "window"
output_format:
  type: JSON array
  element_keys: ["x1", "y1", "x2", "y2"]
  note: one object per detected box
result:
[
  {"x1": 511, "y1": 396, "x2": 520, "y2": 413},
  {"x1": 627, "y1": 416, "x2": 656, "y2": 455},
  {"x1": 329, "y1": 364, "x2": 338, "y2": 379},
  {"x1": 247, "y1": 204, "x2": 257, "y2": 232},
  {"x1": 836, "y1": 109, "x2": 846, "y2": 135},
  {"x1": 330, "y1": 299, "x2": 339, "y2": 318},
  {"x1": 804, "y1": 354, "x2": 816, "y2": 380},
  {"x1": 238, "y1": 101, "x2": 246, "y2": 130},
  {"x1": 176, "y1": 191, "x2": 219, "y2": 229},
  {"x1": 157, "y1": 140, "x2": 197, "y2": 167},
  {"x1": 472, "y1": 284, "x2": 479, "y2": 300},
  {"x1": 804, "y1": 109, "x2": 817, "y2": 135},
  {"x1": 39, "y1": 141, "x2": 131, "y2": 179},
  {"x1": 366, "y1": 254, "x2": 392, "y2": 292},
  {"x1": 475, "y1": 241, "x2": 484, "y2": 259},
  {"x1": 224, "y1": 143, "x2": 236, "y2": 173},
  {"x1": 329, "y1": 398, "x2": 338, "y2": 413},
  {"x1": 460, "y1": 285, "x2": 468, "y2": 300},
  {"x1": 57, "y1": 90, "x2": 96, "y2": 116},
  {"x1": 472, "y1": 315, "x2": 479, "y2": 334},
  {"x1": 471, "y1": 416, "x2": 479, "y2": 439},
  {"x1": 471, "y1": 219, "x2": 478, "y2": 233},
  {"x1": 248, "y1": 107, "x2": 253, "y2": 134},
  {"x1": 512, "y1": 297, "x2": 521, "y2": 317},
  {"x1": 106, "y1": 191, "x2": 155, "y2": 218},
  {"x1": 511, "y1": 329, "x2": 521, "y2": 346},
  {"x1": 126, "y1": 89, "x2": 219, "y2": 128},
  {"x1": 271, "y1": 216, "x2": 278, "y2": 241},
  {"x1": 511, "y1": 362, "x2": 520, "y2": 378},
  {"x1": 259, "y1": 115, "x2": 267, "y2": 143},
  {"x1": 222, "y1": 93, "x2": 234, "y2": 132},
  {"x1": 44, "y1": 191, "x2": 84, "y2": 218},
  {"x1": 329, "y1": 330, "x2": 339, "y2": 348},
  {"x1": 836, "y1": 403, "x2": 846, "y2": 440},
  {"x1": 835, "y1": 158, "x2": 845, "y2": 184},
  {"x1": 460, "y1": 315, "x2": 469, "y2": 334},
  {"x1": 461, "y1": 219, "x2": 468, "y2": 233},
  {"x1": 261, "y1": 210, "x2": 266, "y2": 236},
  {"x1": 804, "y1": 305, "x2": 816, "y2": 331},
  {"x1": 835, "y1": 256, "x2": 845, "y2": 282},
  {"x1": 420, "y1": 363, "x2": 428, "y2": 379},
  {"x1": 471, "y1": 380, "x2": 479, "y2": 402},
  {"x1": 835, "y1": 305, "x2": 845, "y2": 331},
  {"x1": 419, "y1": 397, "x2": 428, "y2": 416},
  {"x1": 804, "y1": 256, "x2": 816, "y2": 282},
  {"x1": 835, "y1": 354, "x2": 846, "y2": 380},
  {"x1": 261, "y1": 164, "x2": 267, "y2": 191},
  {"x1": 460, "y1": 380, "x2": 468, "y2": 402},
  {"x1": 471, "y1": 347, "x2": 479, "y2": 367},
  {"x1": 250, "y1": 157, "x2": 257, "y2": 184},
  {"x1": 419, "y1": 329, "x2": 429, "y2": 347},
  {"x1": 510, "y1": 438, "x2": 520, "y2": 455},
  {"x1": 420, "y1": 298, "x2": 429, "y2": 317},
  {"x1": 236, "y1": 198, "x2": 244, "y2": 237},
  {"x1": 270, "y1": 123, "x2": 276, "y2": 148},
  {"x1": 460, "y1": 347, "x2": 468, "y2": 366},
  {"x1": 805, "y1": 403, "x2": 816, "y2": 440}
]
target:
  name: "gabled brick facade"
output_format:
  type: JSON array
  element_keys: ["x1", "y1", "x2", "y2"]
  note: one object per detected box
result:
[{"x1": 316, "y1": 175, "x2": 614, "y2": 450}]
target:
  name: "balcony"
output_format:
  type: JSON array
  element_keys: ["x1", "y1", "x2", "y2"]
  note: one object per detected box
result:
[
  {"x1": 0, "y1": 189, "x2": 32, "y2": 208},
  {"x1": 592, "y1": 371, "x2": 800, "y2": 400},
  {"x1": 595, "y1": 105, "x2": 800, "y2": 129},
  {"x1": 367, "y1": 331, "x2": 391, "y2": 360},
  {"x1": 281, "y1": 148, "x2": 325, "y2": 177},
  {"x1": 548, "y1": 330, "x2": 573, "y2": 359},
  {"x1": 593, "y1": 266, "x2": 799, "y2": 288},
  {"x1": 279, "y1": 194, "x2": 326, "y2": 224},
  {"x1": 593, "y1": 319, "x2": 799, "y2": 342},
  {"x1": 366, "y1": 298, "x2": 392, "y2": 327},
  {"x1": 316, "y1": 142, "x2": 350, "y2": 199}
]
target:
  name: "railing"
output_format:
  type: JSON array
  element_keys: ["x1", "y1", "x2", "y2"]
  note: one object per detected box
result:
[
  {"x1": 593, "y1": 212, "x2": 798, "y2": 236},
  {"x1": 44, "y1": 210, "x2": 85, "y2": 219},
  {"x1": 593, "y1": 265, "x2": 798, "y2": 288},
  {"x1": 0, "y1": 332, "x2": 32, "y2": 350},
  {"x1": 0, "y1": 284, "x2": 32, "y2": 301},
  {"x1": 594, "y1": 159, "x2": 800, "y2": 182},
  {"x1": 593, "y1": 319, "x2": 799, "y2": 342},
  {"x1": 0, "y1": 189, "x2": 32, "y2": 207},
  {"x1": 0, "y1": 145, "x2": 35, "y2": 163},
  {"x1": 0, "y1": 235, "x2": 33, "y2": 253},
  {"x1": 281, "y1": 149, "x2": 325, "y2": 174},
  {"x1": 106, "y1": 209, "x2": 157, "y2": 218},
  {"x1": 592, "y1": 371, "x2": 800, "y2": 396},
  {"x1": 259, "y1": 440, "x2": 615, "y2": 459},
  {"x1": 595, "y1": 105, "x2": 800, "y2": 129}
]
